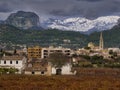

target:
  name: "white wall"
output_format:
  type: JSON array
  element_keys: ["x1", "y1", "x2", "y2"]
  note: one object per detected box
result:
[
  {"x1": 52, "y1": 64, "x2": 73, "y2": 75},
  {"x1": 0, "y1": 60, "x2": 22, "y2": 69},
  {"x1": 0, "y1": 57, "x2": 27, "y2": 73}
]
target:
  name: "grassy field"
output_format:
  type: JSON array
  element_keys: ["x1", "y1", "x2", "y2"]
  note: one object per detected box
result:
[{"x1": 0, "y1": 74, "x2": 120, "y2": 90}]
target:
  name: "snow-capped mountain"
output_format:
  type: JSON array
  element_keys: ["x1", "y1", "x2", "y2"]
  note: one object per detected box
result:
[{"x1": 42, "y1": 16, "x2": 120, "y2": 33}]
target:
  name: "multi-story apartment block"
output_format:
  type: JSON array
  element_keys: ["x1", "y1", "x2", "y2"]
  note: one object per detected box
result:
[
  {"x1": 27, "y1": 46, "x2": 42, "y2": 59},
  {"x1": 41, "y1": 46, "x2": 71, "y2": 58}
]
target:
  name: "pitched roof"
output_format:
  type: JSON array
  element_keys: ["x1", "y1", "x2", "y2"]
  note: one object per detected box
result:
[
  {"x1": 1, "y1": 56, "x2": 23, "y2": 60},
  {"x1": 25, "y1": 60, "x2": 49, "y2": 71}
]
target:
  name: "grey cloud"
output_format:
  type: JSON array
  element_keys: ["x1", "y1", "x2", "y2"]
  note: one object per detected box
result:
[
  {"x1": 0, "y1": 6, "x2": 12, "y2": 12},
  {"x1": 0, "y1": 0, "x2": 120, "y2": 19},
  {"x1": 49, "y1": 0, "x2": 120, "y2": 18},
  {"x1": 76, "y1": 0, "x2": 104, "y2": 2},
  {"x1": 0, "y1": 2, "x2": 13, "y2": 12}
]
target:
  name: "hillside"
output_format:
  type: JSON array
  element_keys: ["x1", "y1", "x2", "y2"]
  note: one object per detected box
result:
[
  {"x1": 0, "y1": 24, "x2": 120, "y2": 48},
  {"x1": 0, "y1": 24, "x2": 87, "y2": 48},
  {"x1": 88, "y1": 27, "x2": 120, "y2": 47}
]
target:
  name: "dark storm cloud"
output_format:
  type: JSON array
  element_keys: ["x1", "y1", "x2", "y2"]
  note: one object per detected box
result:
[
  {"x1": 0, "y1": 2, "x2": 13, "y2": 12},
  {"x1": 0, "y1": 0, "x2": 120, "y2": 18},
  {"x1": 76, "y1": 0, "x2": 104, "y2": 2},
  {"x1": 0, "y1": 6, "x2": 11, "y2": 12},
  {"x1": 48, "y1": 0, "x2": 120, "y2": 18}
]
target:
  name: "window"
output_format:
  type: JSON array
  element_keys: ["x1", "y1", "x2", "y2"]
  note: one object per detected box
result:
[
  {"x1": 56, "y1": 50, "x2": 62, "y2": 52},
  {"x1": 4, "y1": 61, "x2": 6, "y2": 64},
  {"x1": 65, "y1": 50, "x2": 70, "y2": 52},
  {"x1": 41, "y1": 71, "x2": 44, "y2": 74},
  {"x1": 44, "y1": 56, "x2": 47, "y2": 58},
  {"x1": 44, "y1": 50, "x2": 48, "y2": 52},
  {"x1": 16, "y1": 61, "x2": 18, "y2": 64},
  {"x1": 10, "y1": 61, "x2": 12, "y2": 64},
  {"x1": 32, "y1": 71, "x2": 35, "y2": 74},
  {"x1": 44, "y1": 53, "x2": 48, "y2": 55},
  {"x1": 66, "y1": 53, "x2": 70, "y2": 55}
]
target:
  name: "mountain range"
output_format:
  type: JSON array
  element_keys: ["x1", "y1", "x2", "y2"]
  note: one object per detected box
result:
[
  {"x1": 0, "y1": 11, "x2": 120, "y2": 33},
  {"x1": 42, "y1": 16, "x2": 120, "y2": 34},
  {"x1": 0, "y1": 11, "x2": 120, "y2": 48}
]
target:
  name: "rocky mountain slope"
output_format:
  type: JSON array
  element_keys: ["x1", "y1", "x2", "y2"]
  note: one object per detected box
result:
[
  {"x1": 5, "y1": 11, "x2": 40, "y2": 29},
  {"x1": 1, "y1": 11, "x2": 120, "y2": 33}
]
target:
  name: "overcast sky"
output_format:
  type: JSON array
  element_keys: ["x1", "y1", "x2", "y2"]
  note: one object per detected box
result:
[{"x1": 0, "y1": 0, "x2": 120, "y2": 20}]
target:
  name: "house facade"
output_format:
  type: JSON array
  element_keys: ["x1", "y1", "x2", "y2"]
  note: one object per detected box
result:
[
  {"x1": 0, "y1": 55, "x2": 27, "y2": 74},
  {"x1": 52, "y1": 64, "x2": 74, "y2": 75},
  {"x1": 25, "y1": 60, "x2": 52, "y2": 76}
]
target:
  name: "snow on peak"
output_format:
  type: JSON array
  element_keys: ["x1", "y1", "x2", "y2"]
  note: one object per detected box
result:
[{"x1": 42, "y1": 16, "x2": 120, "y2": 32}]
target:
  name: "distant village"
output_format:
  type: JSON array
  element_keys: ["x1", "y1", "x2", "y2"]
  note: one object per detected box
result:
[{"x1": 0, "y1": 32, "x2": 120, "y2": 76}]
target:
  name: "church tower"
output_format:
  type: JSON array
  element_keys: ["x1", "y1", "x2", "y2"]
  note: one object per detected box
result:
[{"x1": 99, "y1": 32, "x2": 104, "y2": 50}]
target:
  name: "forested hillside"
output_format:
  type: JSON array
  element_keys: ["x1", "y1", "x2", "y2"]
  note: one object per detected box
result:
[{"x1": 0, "y1": 24, "x2": 120, "y2": 48}]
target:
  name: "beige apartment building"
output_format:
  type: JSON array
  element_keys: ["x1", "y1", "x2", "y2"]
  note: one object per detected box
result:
[{"x1": 41, "y1": 46, "x2": 71, "y2": 58}]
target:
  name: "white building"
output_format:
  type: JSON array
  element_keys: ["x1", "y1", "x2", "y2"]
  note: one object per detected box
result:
[
  {"x1": 41, "y1": 46, "x2": 71, "y2": 58},
  {"x1": 108, "y1": 48, "x2": 120, "y2": 53},
  {"x1": 0, "y1": 56, "x2": 27, "y2": 74},
  {"x1": 51, "y1": 64, "x2": 75, "y2": 75}
]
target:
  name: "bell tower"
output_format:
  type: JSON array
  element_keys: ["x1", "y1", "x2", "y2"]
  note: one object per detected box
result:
[{"x1": 99, "y1": 32, "x2": 104, "y2": 50}]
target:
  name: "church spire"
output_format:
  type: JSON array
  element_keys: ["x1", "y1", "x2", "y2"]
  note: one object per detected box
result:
[{"x1": 99, "y1": 32, "x2": 104, "y2": 50}]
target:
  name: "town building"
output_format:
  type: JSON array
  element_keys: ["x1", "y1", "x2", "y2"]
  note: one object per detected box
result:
[
  {"x1": 27, "y1": 46, "x2": 42, "y2": 59},
  {"x1": 41, "y1": 46, "x2": 72, "y2": 58},
  {"x1": 108, "y1": 48, "x2": 120, "y2": 53},
  {"x1": 0, "y1": 55, "x2": 27, "y2": 74},
  {"x1": 52, "y1": 64, "x2": 75, "y2": 75},
  {"x1": 24, "y1": 59, "x2": 52, "y2": 76},
  {"x1": 88, "y1": 42, "x2": 95, "y2": 49}
]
